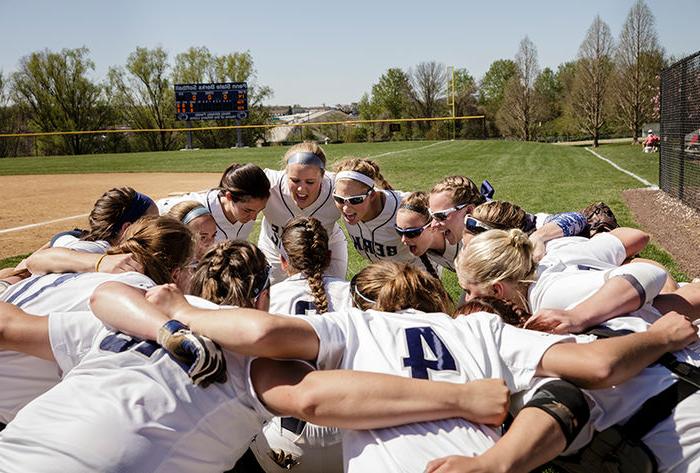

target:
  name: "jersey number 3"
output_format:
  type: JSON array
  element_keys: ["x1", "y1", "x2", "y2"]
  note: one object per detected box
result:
[{"x1": 402, "y1": 327, "x2": 457, "y2": 379}]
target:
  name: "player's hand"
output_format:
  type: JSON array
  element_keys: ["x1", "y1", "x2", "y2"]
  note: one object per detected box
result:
[
  {"x1": 425, "y1": 455, "x2": 490, "y2": 473},
  {"x1": 529, "y1": 234, "x2": 546, "y2": 263},
  {"x1": 524, "y1": 308, "x2": 585, "y2": 334},
  {"x1": 157, "y1": 320, "x2": 227, "y2": 387},
  {"x1": 649, "y1": 311, "x2": 698, "y2": 352},
  {"x1": 461, "y1": 379, "x2": 510, "y2": 425},
  {"x1": 146, "y1": 284, "x2": 192, "y2": 321},
  {"x1": 97, "y1": 253, "x2": 144, "y2": 274}
]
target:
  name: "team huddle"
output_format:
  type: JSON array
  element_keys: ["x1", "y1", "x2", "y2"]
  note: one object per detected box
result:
[{"x1": 1, "y1": 141, "x2": 700, "y2": 473}]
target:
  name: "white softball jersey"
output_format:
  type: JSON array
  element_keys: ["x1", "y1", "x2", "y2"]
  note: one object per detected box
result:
[
  {"x1": 255, "y1": 274, "x2": 351, "y2": 473},
  {"x1": 426, "y1": 239, "x2": 460, "y2": 273},
  {"x1": 0, "y1": 296, "x2": 272, "y2": 473},
  {"x1": 269, "y1": 273, "x2": 351, "y2": 315},
  {"x1": 302, "y1": 308, "x2": 571, "y2": 472},
  {"x1": 344, "y1": 189, "x2": 424, "y2": 269},
  {"x1": 0, "y1": 271, "x2": 154, "y2": 423},
  {"x1": 157, "y1": 189, "x2": 254, "y2": 242},
  {"x1": 259, "y1": 169, "x2": 347, "y2": 283},
  {"x1": 51, "y1": 233, "x2": 110, "y2": 254},
  {"x1": 526, "y1": 235, "x2": 700, "y2": 472}
]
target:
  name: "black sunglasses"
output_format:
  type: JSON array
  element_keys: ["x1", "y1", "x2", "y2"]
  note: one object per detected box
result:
[
  {"x1": 394, "y1": 221, "x2": 432, "y2": 239},
  {"x1": 464, "y1": 216, "x2": 493, "y2": 235}
]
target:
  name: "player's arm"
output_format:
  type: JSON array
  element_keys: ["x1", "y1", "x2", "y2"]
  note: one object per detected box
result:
[
  {"x1": 0, "y1": 302, "x2": 53, "y2": 361},
  {"x1": 145, "y1": 284, "x2": 321, "y2": 361},
  {"x1": 251, "y1": 359, "x2": 510, "y2": 428},
  {"x1": 525, "y1": 262, "x2": 668, "y2": 333},
  {"x1": 609, "y1": 227, "x2": 649, "y2": 258},
  {"x1": 89, "y1": 282, "x2": 167, "y2": 340},
  {"x1": 536, "y1": 311, "x2": 697, "y2": 389},
  {"x1": 426, "y1": 408, "x2": 565, "y2": 473},
  {"x1": 25, "y1": 248, "x2": 142, "y2": 275},
  {"x1": 529, "y1": 213, "x2": 587, "y2": 261}
]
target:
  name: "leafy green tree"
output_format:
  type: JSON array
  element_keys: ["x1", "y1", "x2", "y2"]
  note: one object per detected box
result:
[
  {"x1": 449, "y1": 68, "x2": 480, "y2": 137},
  {"x1": 108, "y1": 47, "x2": 177, "y2": 151},
  {"x1": 173, "y1": 46, "x2": 214, "y2": 83},
  {"x1": 613, "y1": 0, "x2": 664, "y2": 142},
  {"x1": 11, "y1": 47, "x2": 110, "y2": 155},
  {"x1": 478, "y1": 60, "x2": 517, "y2": 116},
  {"x1": 371, "y1": 68, "x2": 412, "y2": 119}
]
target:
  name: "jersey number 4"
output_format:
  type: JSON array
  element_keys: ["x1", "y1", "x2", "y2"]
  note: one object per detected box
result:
[{"x1": 402, "y1": 327, "x2": 457, "y2": 379}]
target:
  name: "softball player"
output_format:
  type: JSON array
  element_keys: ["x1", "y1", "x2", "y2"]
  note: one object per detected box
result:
[
  {"x1": 395, "y1": 191, "x2": 460, "y2": 276},
  {"x1": 260, "y1": 142, "x2": 348, "y2": 284},
  {"x1": 255, "y1": 217, "x2": 350, "y2": 473},
  {"x1": 0, "y1": 240, "x2": 511, "y2": 473},
  {"x1": 0, "y1": 216, "x2": 193, "y2": 424},
  {"x1": 165, "y1": 200, "x2": 216, "y2": 262},
  {"x1": 332, "y1": 158, "x2": 424, "y2": 269},
  {"x1": 157, "y1": 162, "x2": 270, "y2": 242},
  {"x1": 143, "y1": 260, "x2": 691, "y2": 472},
  {"x1": 457, "y1": 230, "x2": 700, "y2": 472}
]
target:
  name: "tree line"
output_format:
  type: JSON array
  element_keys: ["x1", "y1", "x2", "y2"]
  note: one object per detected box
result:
[
  {"x1": 0, "y1": 0, "x2": 673, "y2": 156},
  {"x1": 0, "y1": 46, "x2": 271, "y2": 156},
  {"x1": 357, "y1": 0, "x2": 666, "y2": 147}
]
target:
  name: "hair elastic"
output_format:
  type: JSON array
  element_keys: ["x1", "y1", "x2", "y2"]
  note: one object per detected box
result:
[
  {"x1": 335, "y1": 170, "x2": 375, "y2": 188},
  {"x1": 286, "y1": 152, "x2": 325, "y2": 169},
  {"x1": 117, "y1": 192, "x2": 155, "y2": 229},
  {"x1": 399, "y1": 203, "x2": 429, "y2": 216},
  {"x1": 182, "y1": 206, "x2": 211, "y2": 225}
]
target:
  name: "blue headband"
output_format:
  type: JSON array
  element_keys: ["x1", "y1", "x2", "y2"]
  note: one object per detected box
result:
[
  {"x1": 182, "y1": 206, "x2": 211, "y2": 225},
  {"x1": 118, "y1": 192, "x2": 155, "y2": 229},
  {"x1": 287, "y1": 152, "x2": 325, "y2": 169}
]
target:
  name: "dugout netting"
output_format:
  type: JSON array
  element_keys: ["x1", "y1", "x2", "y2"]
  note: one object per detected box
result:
[{"x1": 660, "y1": 50, "x2": 700, "y2": 211}]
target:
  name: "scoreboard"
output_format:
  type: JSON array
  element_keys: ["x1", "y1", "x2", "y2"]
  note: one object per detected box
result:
[{"x1": 175, "y1": 82, "x2": 248, "y2": 121}]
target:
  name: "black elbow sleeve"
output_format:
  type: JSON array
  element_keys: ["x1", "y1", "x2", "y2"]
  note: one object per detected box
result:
[{"x1": 524, "y1": 379, "x2": 590, "y2": 447}]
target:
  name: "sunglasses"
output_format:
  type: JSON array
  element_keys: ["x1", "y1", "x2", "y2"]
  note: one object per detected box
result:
[
  {"x1": 464, "y1": 216, "x2": 493, "y2": 235},
  {"x1": 429, "y1": 202, "x2": 468, "y2": 221},
  {"x1": 332, "y1": 189, "x2": 373, "y2": 206},
  {"x1": 350, "y1": 273, "x2": 376, "y2": 308},
  {"x1": 394, "y1": 221, "x2": 432, "y2": 239},
  {"x1": 252, "y1": 264, "x2": 272, "y2": 302}
]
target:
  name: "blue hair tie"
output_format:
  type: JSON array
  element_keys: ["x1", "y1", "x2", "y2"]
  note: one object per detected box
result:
[
  {"x1": 118, "y1": 192, "x2": 155, "y2": 229},
  {"x1": 480, "y1": 179, "x2": 495, "y2": 201}
]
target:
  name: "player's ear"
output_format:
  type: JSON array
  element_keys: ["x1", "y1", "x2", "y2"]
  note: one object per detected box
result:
[
  {"x1": 255, "y1": 288, "x2": 270, "y2": 311},
  {"x1": 280, "y1": 255, "x2": 289, "y2": 272},
  {"x1": 492, "y1": 281, "x2": 505, "y2": 298}
]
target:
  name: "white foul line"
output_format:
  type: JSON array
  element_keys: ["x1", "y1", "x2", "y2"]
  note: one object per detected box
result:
[
  {"x1": 584, "y1": 147, "x2": 658, "y2": 189},
  {"x1": 369, "y1": 140, "x2": 450, "y2": 158},
  {"x1": 0, "y1": 214, "x2": 89, "y2": 235}
]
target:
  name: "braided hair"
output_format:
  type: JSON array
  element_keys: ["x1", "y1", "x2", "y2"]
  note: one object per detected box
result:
[
  {"x1": 455, "y1": 296, "x2": 531, "y2": 327},
  {"x1": 189, "y1": 240, "x2": 269, "y2": 308},
  {"x1": 281, "y1": 216, "x2": 331, "y2": 313}
]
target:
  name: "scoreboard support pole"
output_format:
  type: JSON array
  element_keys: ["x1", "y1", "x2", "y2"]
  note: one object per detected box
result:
[
  {"x1": 236, "y1": 119, "x2": 243, "y2": 148},
  {"x1": 186, "y1": 121, "x2": 193, "y2": 150}
]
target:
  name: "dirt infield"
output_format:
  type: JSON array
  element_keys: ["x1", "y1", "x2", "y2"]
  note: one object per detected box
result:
[
  {"x1": 623, "y1": 187, "x2": 700, "y2": 279},
  {"x1": 0, "y1": 173, "x2": 221, "y2": 259}
]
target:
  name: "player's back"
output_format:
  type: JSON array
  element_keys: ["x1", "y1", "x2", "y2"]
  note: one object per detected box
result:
[
  {"x1": 269, "y1": 274, "x2": 350, "y2": 315},
  {"x1": 0, "y1": 271, "x2": 154, "y2": 423},
  {"x1": 304, "y1": 308, "x2": 566, "y2": 472},
  {"x1": 0, "y1": 298, "x2": 269, "y2": 473}
]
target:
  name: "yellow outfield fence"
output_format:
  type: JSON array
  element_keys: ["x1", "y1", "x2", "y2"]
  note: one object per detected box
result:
[{"x1": 0, "y1": 115, "x2": 485, "y2": 139}]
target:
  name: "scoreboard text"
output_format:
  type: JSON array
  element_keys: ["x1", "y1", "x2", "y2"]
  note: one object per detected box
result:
[{"x1": 175, "y1": 82, "x2": 248, "y2": 121}]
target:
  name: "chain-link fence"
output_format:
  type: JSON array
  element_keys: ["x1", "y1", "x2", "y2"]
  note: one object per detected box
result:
[{"x1": 660, "y1": 50, "x2": 700, "y2": 211}]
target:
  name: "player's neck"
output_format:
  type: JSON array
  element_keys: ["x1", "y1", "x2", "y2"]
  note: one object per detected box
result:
[{"x1": 362, "y1": 191, "x2": 385, "y2": 222}]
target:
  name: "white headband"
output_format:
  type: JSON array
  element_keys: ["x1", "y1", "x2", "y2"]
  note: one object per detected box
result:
[{"x1": 335, "y1": 170, "x2": 375, "y2": 188}]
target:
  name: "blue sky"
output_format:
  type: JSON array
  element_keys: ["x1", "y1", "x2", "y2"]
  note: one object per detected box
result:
[{"x1": 1, "y1": 0, "x2": 697, "y2": 105}]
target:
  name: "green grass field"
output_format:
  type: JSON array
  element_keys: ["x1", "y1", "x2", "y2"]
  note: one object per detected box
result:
[{"x1": 1, "y1": 139, "x2": 686, "y2": 298}]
